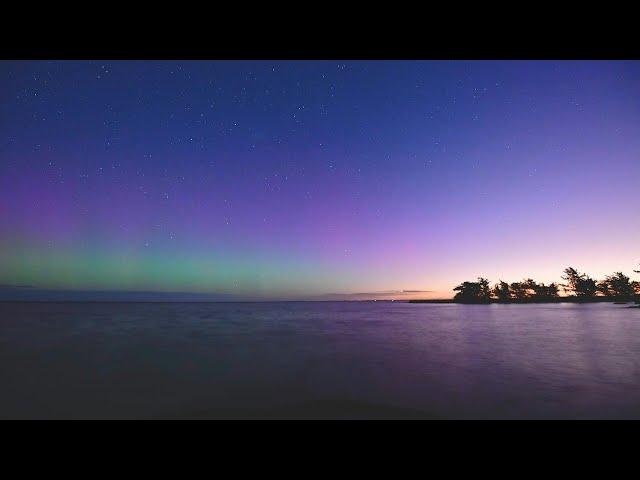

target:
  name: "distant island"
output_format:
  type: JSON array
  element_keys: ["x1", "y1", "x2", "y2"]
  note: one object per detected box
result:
[{"x1": 410, "y1": 266, "x2": 640, "y2": 306}]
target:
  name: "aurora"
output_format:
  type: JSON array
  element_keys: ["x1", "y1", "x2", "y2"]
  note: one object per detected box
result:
[{"x1": 1, "y1": 61, "x2": 639, "y2": 300}]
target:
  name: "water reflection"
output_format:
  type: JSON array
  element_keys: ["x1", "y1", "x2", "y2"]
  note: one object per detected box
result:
[{"x1": 1, "y1": 302, "x2": 639, "y2": 419}]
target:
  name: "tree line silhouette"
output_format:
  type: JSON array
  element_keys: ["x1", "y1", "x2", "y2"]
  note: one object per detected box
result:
[{"x1": 451, "y1": 266, "x2": 640, "y2": 304}]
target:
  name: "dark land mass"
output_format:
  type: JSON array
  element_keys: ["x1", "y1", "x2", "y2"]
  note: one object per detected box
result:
[{"x1": 410, "y1": 296, "x2": 640, "y2": 305}]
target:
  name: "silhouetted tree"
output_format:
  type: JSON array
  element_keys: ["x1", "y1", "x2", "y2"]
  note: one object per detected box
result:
[
  {"x1": 478, "y1": 277, "x2": 491, "y2": 301},
  {"x1": 490, "y1": 279, "x2": 559, "y2": 302},
  {"x1": 448, "y1": 266, "x2": 639, "y2": 305},
  {"x1": 527, "y1": 281, "x2": 538, "y2": 298},
  {"x1": 561, "y1": 267, "x2": 598, "y2": 298},
  {"x1": 509, "y1": 281, "x2": 530, "y2": 300},
  {"x1": 492, "y1": 281, "x2": 512, "y2": 302},
  {"x1": 453, "y1": 277, "x2": 492, "y2": 303},
  {"x1": 597, "y1": 272, "x2": 635, "y2": 299},
  {"x1": 546, "y1": 283, "x2": 560, "y2": 298},
  {"x1": 530, "y1": 281, "x2": 560, "y2": 300},
  {"x1": 561, "y1": 267, "x2": 580, "y2": 294},
  {"x1": 596, "y1": 279, "x2": 608, "y2": 296},
  {"x1": 635, "y1": 264, "x2": 640, "y2": 304}
]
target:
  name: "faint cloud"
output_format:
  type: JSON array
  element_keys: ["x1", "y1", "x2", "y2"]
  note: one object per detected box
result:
[{"x1": 316, "y1": 289, "x2": 433, "y2": 301}]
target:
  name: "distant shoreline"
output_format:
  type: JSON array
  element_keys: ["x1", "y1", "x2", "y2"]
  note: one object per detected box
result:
[
  {"x1": 410, "y1": 297, "x2": 640, "y2": 305},
  {"x1": 0, "y1": 299, "x2": 407, "y2": 304},
  {"x1": 0, "y1": 298, "x2": 638, "y2": 306}
]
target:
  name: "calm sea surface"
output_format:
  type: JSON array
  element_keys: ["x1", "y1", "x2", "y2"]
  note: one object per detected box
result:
[{"x1": 1, "y1": 301, "x2": 639, "y2": 419}]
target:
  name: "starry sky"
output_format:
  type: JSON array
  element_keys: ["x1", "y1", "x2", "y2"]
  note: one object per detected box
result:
[{"x1": 1, "y1": 61, "x2": 639, "y2": 300}]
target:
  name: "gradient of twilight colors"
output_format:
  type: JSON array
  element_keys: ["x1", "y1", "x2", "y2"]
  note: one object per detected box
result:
[{"x1": 1, "y1": 61, "x2": 639, "y2": 300}]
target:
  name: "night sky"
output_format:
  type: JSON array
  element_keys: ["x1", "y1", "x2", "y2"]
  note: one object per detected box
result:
[{"x1": 1, "y1": 61, "x2": 638, "y2": 300}]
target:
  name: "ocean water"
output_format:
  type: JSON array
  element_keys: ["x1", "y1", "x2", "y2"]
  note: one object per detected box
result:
[{"x1": 1, "y1": 301, "x2": 639, "y2": 419}]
